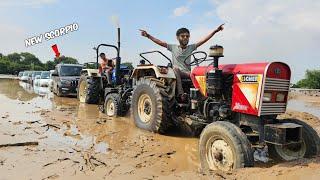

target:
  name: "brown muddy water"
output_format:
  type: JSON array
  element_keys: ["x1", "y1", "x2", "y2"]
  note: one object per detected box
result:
[
  {"x1": 0, "y1": 79, "x2": 200, "y2": 180},
  {"x1": 0, "y1": 78, "x2": 320, "y2": 180}
]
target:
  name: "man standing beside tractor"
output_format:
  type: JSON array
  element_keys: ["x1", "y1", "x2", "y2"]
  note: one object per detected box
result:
[{"x1": 139, "y1": 24, "x2": 224, "y2": 101}]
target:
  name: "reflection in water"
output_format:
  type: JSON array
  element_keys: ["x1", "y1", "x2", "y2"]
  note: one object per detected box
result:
[
  {"x1": 0, "y1": 79, "x2": 37, "y2": 101},
  {"x1": 0, "y1": 78, "x2": 202, "y2": 170}
]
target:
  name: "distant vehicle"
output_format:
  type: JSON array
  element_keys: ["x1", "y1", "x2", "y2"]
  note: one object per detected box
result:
[
  {"x1": 18, "y1": 72, "x2": 24, "y2": 80},
  {"x1": 49, "y1": 70, "x2": 55, "y2": 90},
  {"x1": 39, "y1": 71, "x2": 50, "y2": 87},
  {"x1": 29, "y1": 71, "x2": 42, "y2": 84},
  {"x1": 21, "y1": 71, "x2": 31, "y2": 82},
  {"x1": 27, "y1": 71, "x2": 34, "y2": 83},
  {"x1": 52, "y1": 64, "x2": 83, "y2": 96},
  {"x1": 34, "y1": 75, "x2": 41, "y2": 86}
]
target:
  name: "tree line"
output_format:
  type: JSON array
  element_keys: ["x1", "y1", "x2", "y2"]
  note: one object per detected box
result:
[
  {"x1": 292, "y1": 70, "x2": 320, "y2": 89},
  {"x1": 0, "y1": 52, "x2": 78, "y2": 75}
]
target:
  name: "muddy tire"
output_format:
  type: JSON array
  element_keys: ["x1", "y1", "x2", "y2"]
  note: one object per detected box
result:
[
  {"x1": 199, "y1": 121, "x2": 254, "y2": 172},
  {"x1": 132, "y1": 78, "x2": 172, "y2": 134},
  {"x1": 78, "y1": 75, "x2": 101, "y2": 104},
  {"x1": 268, "y1": 118, "x2": 320, "y2": 161},
  {"x1": 56, "y1": 86, "x2": 62, "y2": 97},
  {"x1": 104, "y1": 93, "x2": 121, "y2": 117}
]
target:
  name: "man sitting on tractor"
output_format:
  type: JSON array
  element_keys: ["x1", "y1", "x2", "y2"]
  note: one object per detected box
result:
[
  {"x1": 99, "y1": 52, "x2": 114, "y2": 85},
  {"x1": 140, "y1": 24, "x2": 224, "y2": 102}
]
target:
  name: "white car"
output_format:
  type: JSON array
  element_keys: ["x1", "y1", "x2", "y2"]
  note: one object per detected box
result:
[
  {"x1": 34, "y1": 75, "x2": 41, "y2": 86},
  {"x1": 20, "y1": 71, "x2": 31, "y2": 82},
  {"x1": 18, "y1": 72, "x2": 24, "y2": 80},
  {"x1": 49, "y1": 70, "x2": 55, "y2": 90},
  {"x1": 38, "y1": 71, "x2": 50, "y2": 87}
]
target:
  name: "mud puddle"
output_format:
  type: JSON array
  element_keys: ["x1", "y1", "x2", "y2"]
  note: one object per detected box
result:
[
  {"x1": 0, "y1": 78, "x2": 320, "y2": 179},
  {"x1": 0, "y1": 79, "x2": 200, "y2": 179}
]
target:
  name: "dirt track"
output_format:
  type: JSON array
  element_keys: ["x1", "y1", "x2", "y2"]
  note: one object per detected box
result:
[{"x1": 0, "y1": 79, "x2": 319, "y2": 180}]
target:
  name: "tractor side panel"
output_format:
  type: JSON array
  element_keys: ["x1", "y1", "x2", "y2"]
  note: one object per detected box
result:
[{"x1": 231, "y1": 74, "x2": 264, "y2": 116}]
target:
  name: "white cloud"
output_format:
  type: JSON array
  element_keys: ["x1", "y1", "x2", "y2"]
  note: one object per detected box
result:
[
  {"x1": 193, "y1": 0, "x2": 320, "y2": 82},
  {"x1": 173, "y1": 6, "x2": 190, "y2": 17}
]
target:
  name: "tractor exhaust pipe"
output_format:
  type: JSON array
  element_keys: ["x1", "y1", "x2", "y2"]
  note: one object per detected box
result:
[{"x1": 115, "y1": 27, "x2": 121, "y2": 85}]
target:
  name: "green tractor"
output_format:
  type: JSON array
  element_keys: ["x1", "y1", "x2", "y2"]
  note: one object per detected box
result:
[{"x1": 77, "y1": 27, "x2": 133, "y2": 117}]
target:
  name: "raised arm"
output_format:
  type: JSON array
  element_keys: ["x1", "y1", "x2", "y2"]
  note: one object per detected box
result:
[
  {"x1": 195, "y1": 24, "x2": 224, "y2": 48},
  {"x1": 140, "y1": 29, "x2": 168, "y2": 48}
]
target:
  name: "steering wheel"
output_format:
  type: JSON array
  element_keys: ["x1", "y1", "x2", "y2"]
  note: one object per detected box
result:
[{"x1": 184, "y1": 51, "x2": 207, "y2": 66}]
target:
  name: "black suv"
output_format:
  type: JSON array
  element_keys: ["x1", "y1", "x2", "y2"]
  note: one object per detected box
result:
[{"x1": 52, "y1": 64, "x2": 83, "y2": 96}]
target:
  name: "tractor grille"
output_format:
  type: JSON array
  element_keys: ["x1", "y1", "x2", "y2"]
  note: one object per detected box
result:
[
  {"x1": 260, "y1": 78, "x2": 290, "y2": 115},
  {"x1": 260, "y1": 103, "x2": 287, "y2": 115},
  {"x1": 264, "y1": 78, "x2": 290, "y2": 91}
]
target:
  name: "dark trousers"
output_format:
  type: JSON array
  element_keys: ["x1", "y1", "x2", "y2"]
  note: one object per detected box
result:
[{"x1": 173, "y1": 67, "x2": 190, "y2": 96}]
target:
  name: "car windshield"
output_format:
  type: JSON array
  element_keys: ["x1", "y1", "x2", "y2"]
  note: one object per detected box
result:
[
  {"x1": 41, "y1": 72, "x2": 50, "y2": 79},
  {"x1": 23, "y1": 72, "x2": 29, "y2": 76},
  {"x1": 35, "y1": 72, "x2": 42, "y2": 76},
  {"x1": 60, "y1": 66, "x2": 82, "y2": 76}
]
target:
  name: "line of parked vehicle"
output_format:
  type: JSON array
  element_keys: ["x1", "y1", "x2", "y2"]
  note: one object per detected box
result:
[
  {"x1": 18, "y1": 70, "x2": 54, "y2": 88},
  {"x1": 17, "y1": 64, "x2": 84, "y2": 97}
]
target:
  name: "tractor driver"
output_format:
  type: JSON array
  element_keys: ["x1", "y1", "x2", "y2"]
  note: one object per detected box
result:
[
  {"x1": 99, "y1": 53, "x2": 114, "y2": 85},
  {"x1": 140, "y1": 24, "x2": 224, "y2": 102}
]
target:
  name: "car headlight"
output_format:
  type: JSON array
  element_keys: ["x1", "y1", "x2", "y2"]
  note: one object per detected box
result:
[
  {"x1": 61, "y1": 80, "x2": 71, "y2": 85},
  {"x1": 276, "y1": 93, "x2": 286, "y2": 102},
  {"x1": 263, "y1": 92, "x2": 272, "y2": 102}
]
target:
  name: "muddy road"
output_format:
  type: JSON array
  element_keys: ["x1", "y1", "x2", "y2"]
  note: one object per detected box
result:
[{"x1": 0, "y1": 78, "x2": 320, "y2": 180}]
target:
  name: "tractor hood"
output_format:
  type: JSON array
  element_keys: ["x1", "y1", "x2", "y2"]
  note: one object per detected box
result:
[{"x1": 191, "y1": 62, "x2": 291, "y2": 116}]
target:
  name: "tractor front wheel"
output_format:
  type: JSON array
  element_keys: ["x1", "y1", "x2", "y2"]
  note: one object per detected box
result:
[
  {"x1": 268, "y1": 118, "x2": 320, "y2": 161},
  {"x1": 104, "y1": 93, "x2": 121, "y2": 117},
  {"x1": 199, "y1": 121, "x2": 254, "y2": 172}
]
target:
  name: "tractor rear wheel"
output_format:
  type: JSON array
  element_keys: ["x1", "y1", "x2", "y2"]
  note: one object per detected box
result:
[
  {"x1": 268, "y1": 118, "x2": 320, "y2": 161},
  {"x1": 132, "y1": 78, "x2": 172, "y2": 134},
  {"x1": 78, "y1": 74, "x2": 101, "y2": 104},
  {"x1": 199, "y1": 121, "x2": 254, "y2": 172}
]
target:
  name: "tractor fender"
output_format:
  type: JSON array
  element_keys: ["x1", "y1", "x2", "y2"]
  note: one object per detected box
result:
[
  {"x1": 81, "y1": 69, "x2": 101, "y2": 77},
  {"x1": 131, "y1": 65, "x2": 176, "y2": 79}
]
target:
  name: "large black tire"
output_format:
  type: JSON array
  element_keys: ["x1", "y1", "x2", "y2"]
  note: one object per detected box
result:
[
  {"x1": 104, "y1": 93, "x2": 121, "y2": 117},
  {"x1": 78, "y1": 75, "x2": 101, "y2": 104},
  {"x1": 132, "y1": 78, "x2": 172, "y2": 134},
  {"x1": 199, "y1": 121, "x2": 254, "y2": 172},
  {"x1": 268, "y1": 118, "x2": 320, "y2": 161}
]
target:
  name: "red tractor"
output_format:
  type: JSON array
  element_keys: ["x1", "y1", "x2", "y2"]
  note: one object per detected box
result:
[{"x1": 131, "y1": 45, "x2": 320, "y2": 171}]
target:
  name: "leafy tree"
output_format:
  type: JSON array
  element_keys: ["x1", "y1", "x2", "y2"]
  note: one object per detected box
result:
[
  {"x1": 121, "y1": 62, "x2": 134, "y2": 69},
  {"x1": 0, "y1": 52, "x2": 79, "y2": 74},
  {"x1": 54, "y1": 56, "x2": 79, "y2": 64},
  {"x1": 7, "y1": 53, "x2": 21, "y2": 62},
  {"x1": 20, "y1": 52, "x2": 42, "y2": 65},
  {"x1": 295, "y1": 70, "x2": 320, "y2": 89}
]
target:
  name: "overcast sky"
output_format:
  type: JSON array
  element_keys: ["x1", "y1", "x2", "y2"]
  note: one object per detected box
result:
[{"x1": 0, "y1": 0, "x2": 319, "y2": 82}]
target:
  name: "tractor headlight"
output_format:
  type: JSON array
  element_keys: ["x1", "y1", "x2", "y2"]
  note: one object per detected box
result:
[
  {"x1": 263, "y1": 92, "x2": 272, "y2": 102},
  {"x1": 276, "y1": 93, "x2": 286, "y2": 102}
]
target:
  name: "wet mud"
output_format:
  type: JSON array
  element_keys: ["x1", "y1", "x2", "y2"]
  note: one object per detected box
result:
[{"x1": 0, "y1": 79, "x2": 319, "y2": 180}]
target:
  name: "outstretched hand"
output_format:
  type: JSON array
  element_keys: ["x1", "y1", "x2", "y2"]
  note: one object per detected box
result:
[
  {"x1": 139, "y1": 29, "x2": 149, "y2": 37},
  {"x1": 216, "y1": 23, "x2": 225, "y2": 32}
]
